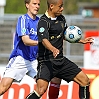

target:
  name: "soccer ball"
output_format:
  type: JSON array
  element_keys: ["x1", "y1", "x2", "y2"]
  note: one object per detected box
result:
[{"x1": 64, "y1": 25, "x2": 82, "y2": 43}]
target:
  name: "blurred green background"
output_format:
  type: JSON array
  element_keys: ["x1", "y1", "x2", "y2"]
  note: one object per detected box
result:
[{"x1": 5, "y1": 0, "x2": 99, "y2": 14}]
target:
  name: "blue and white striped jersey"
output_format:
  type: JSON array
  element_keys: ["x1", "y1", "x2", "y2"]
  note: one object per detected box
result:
[{"x1": 10, "y1": 14, "x2": 39, "y2": 61}]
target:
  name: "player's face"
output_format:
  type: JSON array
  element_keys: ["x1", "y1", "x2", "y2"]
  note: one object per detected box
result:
[
  {"x1": 26, "y1": 0, "x2": 40, "y2": 17},
  {"x1": 51, "y1": 0, "x2": 63, "y2": 17}
]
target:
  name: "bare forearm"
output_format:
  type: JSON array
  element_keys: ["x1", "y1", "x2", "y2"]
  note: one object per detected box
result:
[
  {"x1": 22, "y1": 35, "x2": 38, "y2": 46},
  {"x1": 24, "y1": 39, "x2": 38, "y2": 46},
  {"x1": 42, "y1": 39, "x2": 60, "y2": 58},
  {"x1": 78, "y1": 37, "x2": 93, "y2": 44},
  {"x1": 42, "y1": 39, "x2": 55, "y2": 52}
]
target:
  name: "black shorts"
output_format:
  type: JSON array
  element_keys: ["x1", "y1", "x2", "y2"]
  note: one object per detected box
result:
[{"x1": 36, "y1": 57, "x2": 81, "y2": 82}]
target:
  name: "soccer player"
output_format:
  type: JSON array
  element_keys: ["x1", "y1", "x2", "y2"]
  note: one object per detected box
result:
[
  {"x1": 0, "y1": 0, "x2": 40, "y2": 96},
  {"x1": 26, "y1": 0, "x2": 93, "y2": 99}
]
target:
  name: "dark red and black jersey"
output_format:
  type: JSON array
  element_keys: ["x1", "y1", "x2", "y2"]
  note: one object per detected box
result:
[{"x1": 37, "y1": 14, "x2": 66, "y2": 61}]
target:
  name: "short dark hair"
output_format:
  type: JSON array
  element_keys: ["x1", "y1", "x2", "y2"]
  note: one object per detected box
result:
[
  {"x1": 25, "y1": 0, "x2": 31, "y2": 4},
  {"x1": 24, "y1": 0, "x2": 31, "y2": 9},
  {"x1": 47, "y1": 0, "x2": 58, "y2": 8}
]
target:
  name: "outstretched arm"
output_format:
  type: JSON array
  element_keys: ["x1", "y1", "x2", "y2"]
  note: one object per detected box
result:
[{"x1": 78, "y1": 37, "x2": 94, "y2": 44}]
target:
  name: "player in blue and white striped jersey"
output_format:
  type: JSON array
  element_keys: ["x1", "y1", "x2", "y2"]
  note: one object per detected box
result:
[{"x1": 0, "y1": 0, "x2": 40, "y2": 96}]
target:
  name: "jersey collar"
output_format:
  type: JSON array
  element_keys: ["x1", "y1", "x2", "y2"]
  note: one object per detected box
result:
[{"x1": 45, "y1": 11, "x2": 57, "y2": 20}]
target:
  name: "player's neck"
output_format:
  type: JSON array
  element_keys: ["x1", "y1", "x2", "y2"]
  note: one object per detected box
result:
[
  {"x1": 27, "y1": 12, "x2": 36, "y2": 20},
  {"x1": 45, "y1": 10, "x2": 57, "y2": 19}
]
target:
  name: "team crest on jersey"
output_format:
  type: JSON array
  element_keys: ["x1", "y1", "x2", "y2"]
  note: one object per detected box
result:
[
  {"x1": 22, "y1": 28, "x2": 26, "y2": 34},
  {"x1": 39, "y1": 27, "x2": 45, "y2": 33}
]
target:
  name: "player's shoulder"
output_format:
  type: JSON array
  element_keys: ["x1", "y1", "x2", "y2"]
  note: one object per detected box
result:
[
  {"x1": 38, "y1": 14, "x2": 50, "y2": 28},
  {"x1": 39, "y1": 14, "x2": 49, "y2": 22},
  {"x1": 18, "y1": 14, "x2": 27, "y2": 21},
  {"x1": 38, "y1": 14, "x2": 50, "y2": 26}
]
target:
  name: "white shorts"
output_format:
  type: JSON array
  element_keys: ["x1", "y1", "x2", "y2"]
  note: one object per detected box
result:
[{"x1": 3, "y1": 56, "x2": 38, "y2": 82}]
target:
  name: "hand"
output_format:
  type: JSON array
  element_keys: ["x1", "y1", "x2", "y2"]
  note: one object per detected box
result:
[
  {"x1": 79, "y1": 37, "x2": 94, "y2": 44},
  {"x1": 52, "y1": 47, "x2": 60, "y2": 58}
]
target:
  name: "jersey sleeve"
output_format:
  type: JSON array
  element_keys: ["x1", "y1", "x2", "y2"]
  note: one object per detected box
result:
[
  {"x1": 16, "y1": 15, "x2": 29, "y2": 37},
  {"x1": 37, "y1": 19, "x2": 49, "y2": 42},
  {"x1": 61, "y1": 15, "x2": 68, "y2": 33}
]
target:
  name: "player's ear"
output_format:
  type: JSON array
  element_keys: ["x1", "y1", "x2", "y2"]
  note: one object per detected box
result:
[
  {"x1": 50, "y1": 4, "x2": 54, "y2": 10},
  {"x1": 26, "y1": 3, "x2": 29, "y2": 9}
]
